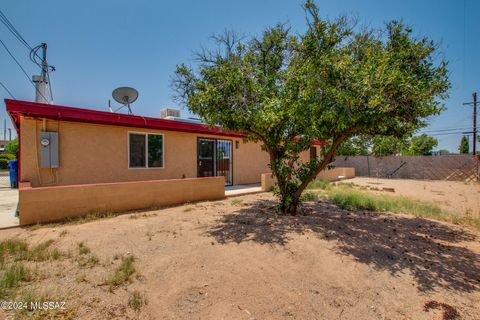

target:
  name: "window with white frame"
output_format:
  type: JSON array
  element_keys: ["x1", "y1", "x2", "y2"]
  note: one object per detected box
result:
[{"x1": 129, "y1": 133, "x2": 164, "y2": 168}]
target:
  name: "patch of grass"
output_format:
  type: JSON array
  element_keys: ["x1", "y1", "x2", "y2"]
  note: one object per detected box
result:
[
  {"x1": 77, "y1": 254, "x2": 99, "y2": 268},
  {"x1": 59, "y1": 230, "x2": 68, "y2": 237},
  {"x1": 77, "y1": 242, "x2": 91, "y2": 255},
  {"x1": 325, "y1": 185, "x2": 480, "y2": 230},
  {"x1": 300, "y1": 192, "x2": 318, "y2": 202},
  {"x1": 24, "y1": 239, "x2": 55, "y2": 262},
  {"x1": 128, "y1": 290, "x2": 146, "y2": 311},
  {"x1": 307, "y1": 179, "x2": 331, "y2": 190},
  {"x1": 0, "y1": 262, "x2": 30, "y2": 290},
  {"x1": 129, "y1": 212, "x2": 158, "y2": 220},
  {"x1": 183, "y1": 206, "x2": 194, "y2": 212},
  {"x1": 0, "y1": 239, "x2": 28, "y2": 263},
  {"x1": 108, "y1": 255, "x2": 135, "y2": 290},
  {"x1": 13, "y1": 287, "x2": 77, "y2": 319}
]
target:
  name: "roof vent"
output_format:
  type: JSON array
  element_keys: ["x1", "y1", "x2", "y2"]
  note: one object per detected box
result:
[{"x1": 160, "y1": 108, "x2": 181, "y2": 119}]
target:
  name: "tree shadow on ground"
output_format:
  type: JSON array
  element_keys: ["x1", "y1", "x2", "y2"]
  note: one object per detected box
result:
[{"x1": 207, "y1": 199, "x2": 480, "y2": 293}]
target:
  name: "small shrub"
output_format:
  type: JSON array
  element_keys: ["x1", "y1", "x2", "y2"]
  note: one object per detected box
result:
[
  {"x1": 108, "y1": 256, "x2": 135, "y2": 290},
  {"x1": 59, "y1": 230, "x2": 68, "y2": 237},
  {"x1": 0, "y1": 153, "x2": 15, "y2": 160}
]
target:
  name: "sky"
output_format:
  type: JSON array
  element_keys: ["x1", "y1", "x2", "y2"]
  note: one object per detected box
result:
[{"x1": 1, "y1": 0, "x2": 479, "y2": 152}]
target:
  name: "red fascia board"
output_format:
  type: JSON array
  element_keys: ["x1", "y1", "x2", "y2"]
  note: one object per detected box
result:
[{"x1": 5, "y1": 99, "x2": 244, "y2": 138}]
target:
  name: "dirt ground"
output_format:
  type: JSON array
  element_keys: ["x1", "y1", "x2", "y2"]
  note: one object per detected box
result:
[
  {"x1": 349, "y1": 177, "x2": 480, "y2": 218},
  {"x1": 0, "y1": 192, "x2": 479, "y2": 319}
]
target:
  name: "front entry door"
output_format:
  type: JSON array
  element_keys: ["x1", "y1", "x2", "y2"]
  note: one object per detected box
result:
[{"x1": 197, "y1": 138, "x2": 233, "y2": 185}]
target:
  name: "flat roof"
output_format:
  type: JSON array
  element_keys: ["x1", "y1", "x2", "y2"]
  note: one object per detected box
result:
[
  {"x1": 5, "y1": 99, "x2": 324, "y2": 146},
  {"x1": 5, "y1": 99, "x2": 244, "y2": 138}
]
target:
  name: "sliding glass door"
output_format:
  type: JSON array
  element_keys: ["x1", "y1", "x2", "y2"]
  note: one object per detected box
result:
[{"x1": 197, "y1": 138, "x2": 232, "y2": 185}]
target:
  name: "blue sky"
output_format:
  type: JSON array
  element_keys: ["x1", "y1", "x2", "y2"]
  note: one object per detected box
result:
[{"x1": 1, "y1": 0, "x2": 479, "y2": 152}]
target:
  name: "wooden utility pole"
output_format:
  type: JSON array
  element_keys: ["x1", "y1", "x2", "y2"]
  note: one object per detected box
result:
[
  {"x1": 463, "y1": 92, "x2": 478, "y2": 155},
  {"x1": 473, "y1": 92, "x2": 477, "y2": 155}
]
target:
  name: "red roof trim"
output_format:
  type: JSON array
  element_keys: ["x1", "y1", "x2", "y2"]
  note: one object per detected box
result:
[{"x1": 5, "y1": 99, "x2": 244, "y2": 138}]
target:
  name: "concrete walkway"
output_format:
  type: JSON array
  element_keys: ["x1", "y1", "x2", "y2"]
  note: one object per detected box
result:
[
  {"x1": 0, "y1": 172, "x2": 19, "y2": 228},
  {"x1": 0, "y1": 188, "x2": 19, "y2": 228},
  {"x1": 225, "y1": 183, "x2": 263, "y2": 197}
]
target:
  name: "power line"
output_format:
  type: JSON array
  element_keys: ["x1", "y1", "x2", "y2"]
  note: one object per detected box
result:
[
  {"x1": 0, "y1": 9, "x2": 55, "y2": 101},
  {"x1": 0, "y1": 38, "x2": 48, "y2": 102},
  {"x1": 0, "y1": 80, "x2": 16, "y2": 99}
]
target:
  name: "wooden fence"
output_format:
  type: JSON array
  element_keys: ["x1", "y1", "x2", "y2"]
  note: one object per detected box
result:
[{"x1": 332, "y1": 155, "x2": 479, "y2": 181}]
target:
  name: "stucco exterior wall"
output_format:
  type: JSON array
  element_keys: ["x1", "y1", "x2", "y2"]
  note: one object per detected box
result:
[
  {"x1": 18, "y1": 176, "x2": 225, "y2": 225},
  {"x1": 20, "y1": 117, "x2": 275, "y2": 187}
]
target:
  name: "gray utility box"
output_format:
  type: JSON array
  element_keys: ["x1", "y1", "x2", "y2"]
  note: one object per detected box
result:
[{"x1": 39, "y1": 132, "x2": 59, "y2": 168}]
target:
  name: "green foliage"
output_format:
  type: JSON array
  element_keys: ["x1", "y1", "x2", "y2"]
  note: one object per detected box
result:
[
  {"x1": 335, "y1": 136, "x2": 370, "y2": 156},
  {"x1": 0, "y1": 153, "x2": 15, "y2": 160},
  {"x1": 5, "y1": 138, "x2": 18, "y2": 154},
  {"x1": 0, "y1": 158, "x2": 8, "y2": 170},
  {"x1": 300, "y1": 192, "x2": 318, "y2": 202},
  {"x1": 403, "y1": 134, "x2": 438, "y2": 155},
  {"x1": 0, "y1": 263, "x2": 30, "y2": 290},
  {"x1": 172, "y1": 1, "x2": 450, "y2": 214},
  {"x1": 459, "y1": 136, "x2": 469, "y2": 154},
  {"x1": 108, "y1": 255, "x2": 135, "y2": 290},
  {"x1": 306, "y1": 179, "x2": 330, "y2": 190}
]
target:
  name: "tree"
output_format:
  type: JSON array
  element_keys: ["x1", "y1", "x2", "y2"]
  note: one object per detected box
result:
[
  {"x1": 459, "y1": 136, "x2": 469, "y2": 154},
  {"x1": 5, "y1": 138, "x2": 18, "y2": 154},
  {"x1": 172, "y1": 1, "x2": 450, "y2": 214},
  {"x1": 403, "y1": 134, "x2": 438, "y2": 155},
  {"x1": 335, "y1": 136, "x2": 370, "y2": 156}
]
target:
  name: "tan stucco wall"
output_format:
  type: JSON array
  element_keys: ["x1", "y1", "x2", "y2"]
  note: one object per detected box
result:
[
  {"x1": 260, "y1": 167, "x2": 356, "y2": 191},
  {"x1": 19, "y1": 176, "x2": 225, "y2": 225},
  {"x1": 20, "y1": 117, "x2": 275, "y2": 187}
]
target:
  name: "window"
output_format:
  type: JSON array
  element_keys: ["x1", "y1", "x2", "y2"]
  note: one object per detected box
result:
[{"x1": 129, "y1": 133, "x2": 164, "y2": 168}]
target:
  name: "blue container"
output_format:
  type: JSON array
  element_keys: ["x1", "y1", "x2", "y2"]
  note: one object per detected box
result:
[{"x1": 8, "y1": 160, "x2": 18, "y2": 188}]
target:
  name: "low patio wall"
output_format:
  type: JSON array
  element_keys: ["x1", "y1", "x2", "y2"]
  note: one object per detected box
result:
[
  {"x1": 18, "y1": 176, "x2": 225, "y2": 225},
  {"x1": 261, "y1": 167, "x2": 355, "y2": 191}
]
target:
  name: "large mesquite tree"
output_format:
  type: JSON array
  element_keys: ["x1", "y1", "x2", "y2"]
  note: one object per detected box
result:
[{"x1": 172, "y1": 1, "x2": 450, "y2": 214}]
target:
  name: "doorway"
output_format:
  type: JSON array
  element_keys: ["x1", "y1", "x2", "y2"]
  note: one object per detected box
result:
[{"x1": 197, "y1": 138, "x2": 233, "y2": 185}]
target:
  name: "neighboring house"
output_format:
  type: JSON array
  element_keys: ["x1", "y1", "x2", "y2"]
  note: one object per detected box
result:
[{"x1": 6, "y1": 99, "x2": 321, "y2": 188}]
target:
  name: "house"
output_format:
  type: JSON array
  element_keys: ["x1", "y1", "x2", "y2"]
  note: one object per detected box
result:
[
  {"x1": 6, "y1": 99, "x2": 322, "y2": 187},
  {"x1": 5, "y1": 99, "x2": 328, "y2": 225}
]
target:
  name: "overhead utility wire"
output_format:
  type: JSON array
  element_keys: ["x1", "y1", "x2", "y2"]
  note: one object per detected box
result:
[
  {"x1": 0, "y1": 80, "x2": 16, "y2": 99},
  {"x1": 0, "y1": 38, "x2": 48, "y2": 102},
  {"x1": 0, "y1": 9, "x2": 55, "y2": 100}
]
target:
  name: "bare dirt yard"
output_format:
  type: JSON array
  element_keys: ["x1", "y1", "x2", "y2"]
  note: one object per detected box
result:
[
  {"x1": 349, "y1": 177, "x2": 480, "y2": 218},
  {"x1": 0, "y1": 190, "x2": 479, "y2": 319}
]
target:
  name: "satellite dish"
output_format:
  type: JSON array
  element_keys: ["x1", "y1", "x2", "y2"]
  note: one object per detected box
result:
[{"x1": 111, "y1": 87, "x2": 139, "y2": 114}]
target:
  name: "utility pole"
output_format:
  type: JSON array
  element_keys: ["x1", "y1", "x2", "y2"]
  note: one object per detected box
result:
[
  {"x1": 32, "y1": 43, "x2": 53, "y2": 104},
  {"x1": 474, "y1": 92, "x2": 477, "y2": 155},
  {"x1": 462, "y1": 92, "x2": 478, "y2": 155},
  {"x1": 8, "y1": 128, "x2": 11, "y2": 141},
  {"x1": 3, "y1": 119, "x2": 6, "y2": 141}
]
